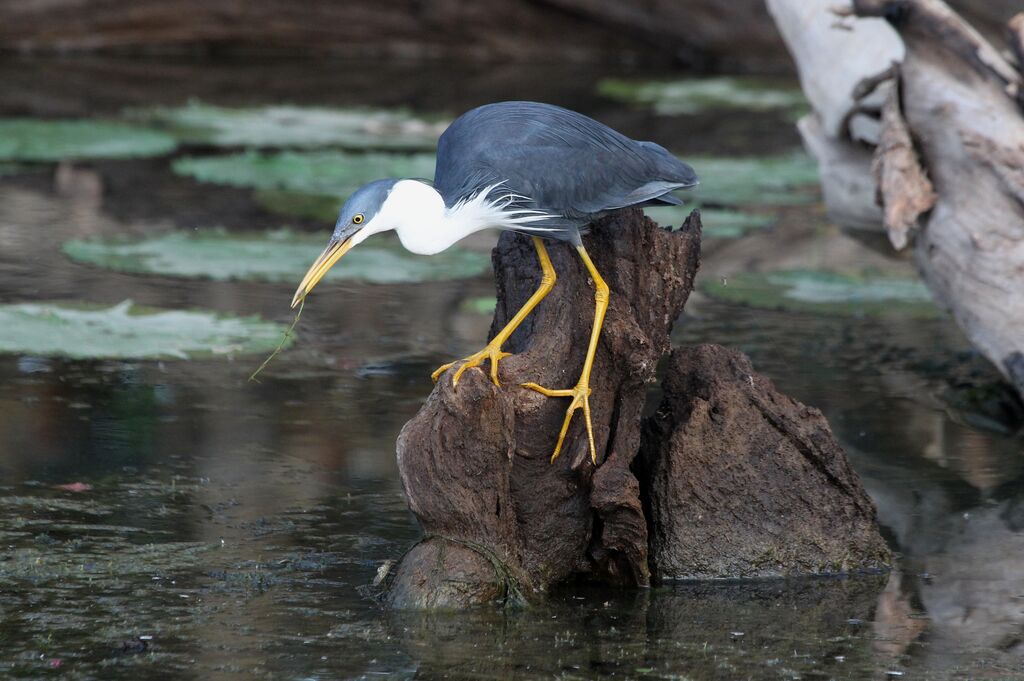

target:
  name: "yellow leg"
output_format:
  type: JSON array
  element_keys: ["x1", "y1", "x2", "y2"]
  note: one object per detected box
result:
[
  {"x1": 432, "y1": 237, "x2": 557, "y2": 388},
  {"x1": 522, "y1": 244, "x2": 609, "y2": 464}
]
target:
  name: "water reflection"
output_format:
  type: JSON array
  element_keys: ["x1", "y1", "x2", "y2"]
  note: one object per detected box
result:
[{"x1": 1, "y1": 57, "x2": 1023, "y2": 680}]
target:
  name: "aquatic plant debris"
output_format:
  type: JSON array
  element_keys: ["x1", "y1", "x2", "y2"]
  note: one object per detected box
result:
[
  {"x1": 687, "y1": 153, "x2": 820, "y2": 206},
  {"x1": 703, "y1": 269, "x2": 940, "y2": 318},
  {"x1": 129, "y1": 102, "x2": 448, "y2": 150},
  {"x1": 0, "y1": 120, "x2": 177, "y2": 161},
  {"x1": 249, "y1": 299, "x2": 303, "y2": 383},
  {"x1": 63, "y1": 229, "x2": 489, "y2": 284},
  {"x1": 597, "y1": 76, "x2": 807, "y2": 115},
  {"x1": 0, "y1": 300, "x2": 292, "y2": 360}
]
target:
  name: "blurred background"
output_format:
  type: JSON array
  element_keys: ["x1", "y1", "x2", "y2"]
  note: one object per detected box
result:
[{"x1": 2, "y1": 1, "x2": 1024, "y2": 679}]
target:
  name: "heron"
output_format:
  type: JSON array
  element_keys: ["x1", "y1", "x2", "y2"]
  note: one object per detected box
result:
[{"x1": 292, "y1": 101, "x2": 697, "y2": 464}]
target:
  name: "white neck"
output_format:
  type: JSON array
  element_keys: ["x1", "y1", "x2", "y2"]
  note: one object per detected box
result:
[{"x1": 357, "y1": 179, "x2": 553, "y2": 256}]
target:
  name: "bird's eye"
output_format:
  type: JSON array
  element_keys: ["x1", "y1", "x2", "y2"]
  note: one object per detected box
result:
[{"x1": 352, "y1": 214, "x2": 364, "y2": 225}]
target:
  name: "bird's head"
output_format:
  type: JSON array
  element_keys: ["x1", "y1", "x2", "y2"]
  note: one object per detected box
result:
[{"x1": 291, "y1": 178, "x2": 400, "y2": 308}]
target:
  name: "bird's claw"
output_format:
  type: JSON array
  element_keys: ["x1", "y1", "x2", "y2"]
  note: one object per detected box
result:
[
  {"x1": 432, "y1": 343, "x2": 512, "y2": 388},
  {"x1": 521, "y1": 381, "x2": 596, "y2": 464}
]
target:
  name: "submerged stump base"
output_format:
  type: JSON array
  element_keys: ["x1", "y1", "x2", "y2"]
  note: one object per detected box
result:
[{"x1": 384, "y1": 209, "x2": 889, "y2": 609}]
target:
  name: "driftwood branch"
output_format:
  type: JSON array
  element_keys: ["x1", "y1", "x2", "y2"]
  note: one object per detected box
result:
[
  {"x1": 1008, "y1": 13, "x2": 1024, "y2": 72},
  {"x1": 769, "y1": 0, "x2": 1024, "y2": 401},
  {"x1": 852, "y1": 0, "x2": 1019, "y2": 86}
]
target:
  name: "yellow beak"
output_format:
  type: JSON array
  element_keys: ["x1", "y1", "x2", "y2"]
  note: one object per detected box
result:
[{"x1": 291, "y1": 237, "x2": 355, "y2": 308}]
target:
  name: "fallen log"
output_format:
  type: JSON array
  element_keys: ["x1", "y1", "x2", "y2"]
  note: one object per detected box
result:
[{"x1": 382, "y1": 210, "x2": 889, "y2": 608}]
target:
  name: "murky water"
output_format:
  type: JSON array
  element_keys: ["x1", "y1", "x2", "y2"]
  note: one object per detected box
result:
[{"x1": 2, "y1": 57, "x2": 1023, "y2": 680}]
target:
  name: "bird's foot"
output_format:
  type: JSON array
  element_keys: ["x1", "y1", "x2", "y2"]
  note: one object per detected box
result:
[
  {"x1": 521, "y1": 380, "x2": 596, "y2": 464},
  {"x1": 431, "y1": 341, "x2": 512, "y2": 388}
]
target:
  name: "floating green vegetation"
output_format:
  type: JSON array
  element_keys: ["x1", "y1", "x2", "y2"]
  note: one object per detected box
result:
[
  {"x1": 63, "y1": 229, "x2": 490, "y2": 284},
  {"x1": 0, "y1": 300, "x2": 291, "y2": 360},
  {"x1": 597, "y1": 76, "x2": 806, "y2": 115},
  {"x1": 702, "y1": 270, "x2": 940, "y2": 318},
  {"x1": 0, "y1": 120, "x2": 177, "y2": 162},
  {"x1": 689, "y1": 153, "x2": 820, "y2": 207},
  {"x1": 643, "y1": 206, "x2": 774, "y2": 238},
  {"x1": 130, "y1": 102, "x2": 447, "y2": 150},
  {"x1": 172, "y1": 150, "x2": 436, "y2": 197},
  {"x1": 460, "y1": 296, "x2": 497, "y2": 315},
  {"x1": 255, "y1": 189, "x2": 342, "y2": 222}
]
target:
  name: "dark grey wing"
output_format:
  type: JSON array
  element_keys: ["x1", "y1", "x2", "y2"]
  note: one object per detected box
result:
[{"x1": 434, "y1": 102, "x2": 697, "y2": 229}]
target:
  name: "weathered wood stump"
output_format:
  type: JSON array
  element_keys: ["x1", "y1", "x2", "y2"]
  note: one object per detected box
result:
[
  {"x1": 384, "y1": 209, "x2": 889, "y2": 608},
  {"x1": 640, "y1": 344, "x2": 891, "y2": 579},
  {"x1": 386, "y1": 209, "x2": 701, "y2": 608}
]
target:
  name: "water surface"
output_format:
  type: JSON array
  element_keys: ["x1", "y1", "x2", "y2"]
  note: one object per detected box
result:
[{"x1": 1, "y1": 57, "x2": 1023, "y2": 680}]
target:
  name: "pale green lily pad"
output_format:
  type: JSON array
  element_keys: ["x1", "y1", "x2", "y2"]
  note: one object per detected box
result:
[
  {"x1": 0, "y1": 300, "x2": 290, "y2": 360},
  {"x1": 62, "y1": 229, "x2": 490, "y2": 284},
  {"x1": 254, "y1": 189, "x2": 342, "y2": 222},
  {"x1": 689, "y1": 153, "x2": 820, "y2": 206},
  {"x1": 0, "y1": 120, "x2": 177, "y2": 162},
  {"x1": 130, "y1": 102, "x2": 447, "y2": 150},
  {"x1": 643, "y1": 206, "x2": 773, "y2": 238},
  {"x1": 172, "y1": 151, "x2": 436, "y2": 197},
  {"x1": 597, "y1": 77, "x2": 806, "y2": 115},
  {"x1": 460, "y1": 296, "x2": 497, "y2": 315},
  {"x1": 702, "y1": 270, "x2": 940, "y2": 318}
]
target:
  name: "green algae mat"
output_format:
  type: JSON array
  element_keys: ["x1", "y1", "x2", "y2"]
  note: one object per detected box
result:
[
  {"x1": 702, "y1": 270, "x2": 940, "y2": 318},
  {"x1": 130, "y1": 103, "x2": 447, "y2": 150},
  {"x1": 0, "y1": 301, "x2": 290, "y2": 360},
  {"x1": 63, "y1": 230, "x2": 489, "y2": 284},
  {"x1": 0, "y1": 120, "x2": 177, "y2": 162}
]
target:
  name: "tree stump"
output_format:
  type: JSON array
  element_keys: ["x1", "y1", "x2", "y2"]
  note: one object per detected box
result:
[
  {"x1": 639, "y1": 344, "x2": 891, "y2": 580},
  {"x1": 383, "y1": 209, "x2": 889, "y2": 608},
  {"x1": 386, "y1": 209, "x2": 701, "y2": 607}
]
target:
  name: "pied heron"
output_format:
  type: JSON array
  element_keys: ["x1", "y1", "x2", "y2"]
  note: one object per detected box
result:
[{"x1": 292, "y1": 101, "x2": 698, "y2": 464}]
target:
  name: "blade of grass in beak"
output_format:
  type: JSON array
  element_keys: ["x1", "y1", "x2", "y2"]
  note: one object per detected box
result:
[{"x1": 291, "y1": 237, "x2": 354, "y2": 308}]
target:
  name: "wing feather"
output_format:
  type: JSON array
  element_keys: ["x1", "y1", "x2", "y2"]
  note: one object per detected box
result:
[{"x1": 434, "y1": 102, "x2": 697, "y2": 233}]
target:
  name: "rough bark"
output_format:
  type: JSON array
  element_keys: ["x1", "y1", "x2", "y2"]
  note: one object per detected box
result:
[
  {"x1": 1010, "y1": 14, "x2": 1024, "y2": 72},
  {"x1": 872, "y1": 81, "x2": 937, "y2": 249},
  {"x1": 639, "y1": 344, "x2": 891, "y2": 580},
  {"x1": 385, "y1": 209, "x2": 702, "y2": 608},
  {"x1": 768, "y1": 0, "x2": 1024, "y2": 402}
]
